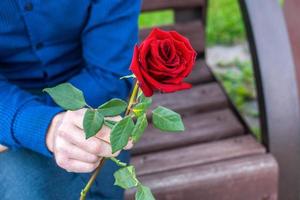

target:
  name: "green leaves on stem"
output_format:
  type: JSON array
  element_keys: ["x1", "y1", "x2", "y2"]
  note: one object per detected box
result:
[
  {"x1": 136, "y1": 185, "x2": 155, "y2": 200},
  {"x1": 113, "y1": 163, "x2": 155, "y2": 200},
  {"x1": 110, "y1": 116, "x2": 135, "y2": 154},
  {"x1": 132, "y1": 114, "x2": 148, "y2": 143},
  {"x1": 152, "y1": 106, "x2": 184, "y2": 132},
  {"x1": 43, "y1": 83, "x2": 86, "y2": 110},
  {"x1": 133, "y1": 92, "x2": 152, "y2": 117},
  {"x1": 98, "y1": 98, "x2": 127, "y2": 116},
  {"x1": 83, "y1": 110, "x2": 104, "y2": 139},
  {"x1": 109, "y1": 92, "x2": 151, "y2": 152},
  {"x1": 133, "y1": 102, "x2": 151, "y2": 117},
  {"x1": 138, "y1": 92, "x2": 152, "y2": 106},
  {"x1": 104, "y1": 120, "x2": 117, "y2": 129},
  {"x1": 44, "y1": 82, "x2": 185, "y2": 200},
  {"x1": 114, "y1": 165, "x2": 139, "y2": 189},
  {"x1": 43, "y1": 83, "x2": 128, "y2": 139}
]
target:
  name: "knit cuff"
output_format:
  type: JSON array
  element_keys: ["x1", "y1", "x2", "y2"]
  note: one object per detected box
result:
[{"x1": 13, "y1": 101, "x2": 63, "y2": 157}]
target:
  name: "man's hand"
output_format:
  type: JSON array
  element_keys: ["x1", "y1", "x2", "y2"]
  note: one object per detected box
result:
[{"x1": 46, "y1": 109, "x2": 133, "y2": 173}]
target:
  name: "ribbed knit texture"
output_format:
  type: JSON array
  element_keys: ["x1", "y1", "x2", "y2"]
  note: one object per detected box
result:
[
  {"x1": 13, "y1": 102, "x2": 63, "y2": 156},
  {"x1": 0, "y1": 0, "x2": 140, "y2": 156}
]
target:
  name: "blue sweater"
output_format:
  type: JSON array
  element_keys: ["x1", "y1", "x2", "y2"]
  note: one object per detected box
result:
[{"x1": 0, "y1": 0, "x2": 140, "y2": 156}]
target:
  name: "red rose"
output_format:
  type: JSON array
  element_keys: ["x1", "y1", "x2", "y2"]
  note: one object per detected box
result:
[{"x1": 130, "y1": 28, "x2": 197, "y2": 97}]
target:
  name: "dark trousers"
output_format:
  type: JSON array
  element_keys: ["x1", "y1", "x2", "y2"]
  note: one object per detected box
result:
[{"x1": 0, "y1": 149, "x2": 129, "y2": 200}]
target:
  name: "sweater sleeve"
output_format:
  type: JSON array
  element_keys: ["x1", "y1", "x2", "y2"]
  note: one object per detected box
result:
[
  {"x1": 0, "y1": 0, "x2": 141, "y2": 157},
  {"x1": 66, "y1": 0, "x2": 141, "y2": 107},
  {"x1": 0, "y1": 75, "x2": 62, "y2": 156}
]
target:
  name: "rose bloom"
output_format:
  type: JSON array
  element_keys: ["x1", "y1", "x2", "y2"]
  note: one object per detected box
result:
[{"x1": 130, "y1": 28, "x2": 197, "y2": 97}]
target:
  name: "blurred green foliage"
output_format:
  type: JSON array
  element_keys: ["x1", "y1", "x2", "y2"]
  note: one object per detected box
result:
[
  {"x1": 216, "y1": 60, "x2": 256, "y2": 110},
  {"x1": 215, "y1": 60, "x2": 261, "y2": 139},
  {"x1": 206, "y1": 0, "x2": 246, "y2": 45},
  {"x1": 139, "y1": 10, "x2": 174, "y2": 29}
]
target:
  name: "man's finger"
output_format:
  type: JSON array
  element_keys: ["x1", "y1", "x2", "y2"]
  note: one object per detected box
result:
[
  {"x1": 71, "y1": 109, "x2": 86, "y2": 129},
  {"x1": 61, "y1": 125, "x2": 119, "y2": 157},
  {"x1": 95, "y1": 125, "x2": 110, "y2": 142},
  {"x1": 60, "y1": 142, "x2": 101, "y2": 163},
  {"x1": 59, "y1": 158, "x2": 101, "y2": 173},
  {"x1": 124, "y1": 139, "x2": 134, "y2": 150},
  {"x1": 0, "y1": 145, "x2": 8, "y2": 152}
]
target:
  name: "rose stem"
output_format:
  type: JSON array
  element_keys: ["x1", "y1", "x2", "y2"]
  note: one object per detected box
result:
[
  {"x1": 125, "y1": 80, "x2": 139, "y2": 115},
  {"x1": 80, "y1": 80, "x2": 139, "y2": 200},
  {"x1": 80, "y1": 159, "x2": 105, "y2": 200}
]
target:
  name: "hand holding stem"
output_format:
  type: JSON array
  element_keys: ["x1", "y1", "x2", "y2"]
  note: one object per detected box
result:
[{"x1": 80, "y1": 81, "x2": 139, "y2": 200}]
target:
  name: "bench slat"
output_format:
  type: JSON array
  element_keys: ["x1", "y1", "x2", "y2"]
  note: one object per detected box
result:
[
  {"x1": 151, "y1": 82, "x2": 228, "y2": 116},
  {"x1": 126, "y1": 154, "x2": 278, "y2": 200},
  {"x1": 132, "y1": 109, "x2": 245, "y2": 155},
  {"x1": 132, "y1": 135, "x2": 265, "y2": 176},
  {"x1": 186, "y1": 60, "x2": 213, "y2": 84},
  {"x1": 142, "y1": 0, "x2": 205, "y2": 12},
  {"x1": 139, "y1": 21, "x2": 205, "y2": 53}
]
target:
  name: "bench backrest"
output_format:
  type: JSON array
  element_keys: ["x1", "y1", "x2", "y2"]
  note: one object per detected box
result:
[
  {"x1": 138, "y1": 1, "x2": 300, "y2": 199},
  {"x1": 284, "y1": 0, "x2": 300, "y2": 96}
]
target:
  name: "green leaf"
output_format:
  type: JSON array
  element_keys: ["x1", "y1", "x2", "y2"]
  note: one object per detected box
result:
[
  {"x1": 97, "y1": 98, "x2": 127, "y2": 116},
  {"x1": 132, "y1": 114, "x2": 148, "y2": 143},
  {"x1": 120, "y1": 74, "x2": 136, "y2": 80},
  {"x1": 133, "y1": 102, "x2": 150, "y2": 117},
  {"x1": 138, "y1": 93, "x2": 152, "y2": 105},
  {"x1": 137, "y1": 89, "x2": 143, "y2": 100},
  {"x1": 135, "y1": 185, "x2": 155, "y2": 200},
  {"x1": 104, "y1": 119, "x2": 117, "y2": 129},
  {"x1": 114, "y1": 166, "x2": 138, "y2": 189},
  {"x1": 133, "y1": 93, "x2": 152, "y2": 117},
  {"x1": 152, "y1": 106, "x2": 184, "y2": 132},
  {"x1": 83, "y1": 109, "x2": 104, "y2": 139},
  {"x1": 110, "y1": 116, "x2": 135, "y2": 153},
  {"x1": 43, "y1": 83, "x2": 86, "y2": 110}
]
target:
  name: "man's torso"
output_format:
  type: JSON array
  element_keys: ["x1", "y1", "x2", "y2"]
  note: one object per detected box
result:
[{"x1": 0, "y1": 0, "x2": 91, "y2": 89}]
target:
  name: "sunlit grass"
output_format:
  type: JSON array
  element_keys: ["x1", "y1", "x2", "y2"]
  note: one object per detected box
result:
[
  {"x1": 139, "y1": 10, "x2": 174, "y2": 29},
  {"x1": 206, "y1": 0, "x2": 246, "y2": 46}
]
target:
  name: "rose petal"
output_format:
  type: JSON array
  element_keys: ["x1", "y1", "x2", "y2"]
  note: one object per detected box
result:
[
  {"x1": 166, "y1": 54, "x2": 180, "y2": 67},
  {"x1": 147, "y1": 28, "x2": 172, "y2": 40},
  {"x1": 170, "y1": 31, "x2": 195, "y2": 52},
  {"x1": 139, "y1": 38, "x2": 155, "y2": 70},
  {"x1": 170, "y1": 31, "x2": 197, "y2": 77},
  {"x1": 159, "y1": 39, "x2": 176, "y2": 63},
  {"x1": 173, "y1": 40, "x2": 196, "y2": 77},
  {"x1": 159, "y1": 40, "x2": 170, "y2": 61},
  {"x1": 141, "y1": 68, "x2": 192, "y2": 93},
  {"x1": 148, "y1": 57, "x2": 185, "y2": 79},
  {"x1": 130, "y1": 46, "x2": 154, "y2": 97},
  {"x1": 133, "y1": 28, "x2": 197, "y2": 96},
  {"x1": 149, "y1": 41, "x2": 166, "y2": 67},
  {"x1": 148, "y1": 49, "x2": 185, "y2": 76}
]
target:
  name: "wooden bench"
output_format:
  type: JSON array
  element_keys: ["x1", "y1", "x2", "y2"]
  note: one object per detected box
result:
[
  {"x1": 126, "y1": 0, "x2": 300, "y2": 199},
  {"x1": 283, "y1": 1, "x2": 300, "y2": 200}
]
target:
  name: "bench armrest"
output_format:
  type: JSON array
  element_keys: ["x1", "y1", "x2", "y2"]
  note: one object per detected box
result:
[{"x1": 239, "y1": 0, "x2": 300, "y2": 199}]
